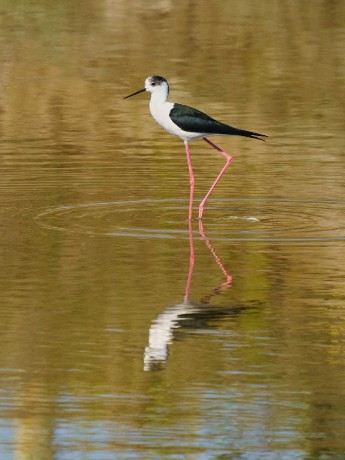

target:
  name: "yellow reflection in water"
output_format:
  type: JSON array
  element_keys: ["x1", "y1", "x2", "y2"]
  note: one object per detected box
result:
[{"x1": 0, "y1": 0, "x2": 345, "y2": 457}]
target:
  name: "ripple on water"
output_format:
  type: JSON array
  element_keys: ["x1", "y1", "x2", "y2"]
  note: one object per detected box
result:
[{"x1": 32, "y1": 198, "x2": 345, "y2": 242}]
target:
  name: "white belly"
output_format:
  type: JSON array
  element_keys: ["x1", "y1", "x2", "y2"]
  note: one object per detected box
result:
[{"x1": 149, "y1": 101, "x2": 205, "y2": 142}]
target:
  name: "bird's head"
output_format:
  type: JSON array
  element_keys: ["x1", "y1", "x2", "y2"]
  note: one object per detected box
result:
[
  {"x1": 145, "y1": 76, "x2": 169, "y2": 94},
  {"x1": 124, "y1": 75, "x2": 169, "y2": 99}
]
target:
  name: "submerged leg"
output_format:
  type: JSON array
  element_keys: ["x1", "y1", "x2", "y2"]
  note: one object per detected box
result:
[
  {"x1": 199, "y1": 137, "x2": 233, "y2": 220},
  {"x1": 184, "y1": 219, "x2": 195, "y2": 302},
  {"x1": 184, "y1": 141, "x2": 194, "y2": 221}
]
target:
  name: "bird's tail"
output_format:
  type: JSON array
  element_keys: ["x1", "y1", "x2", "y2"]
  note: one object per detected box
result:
[{"x1": 235, "y1": 128, "x2": 267, "y2": 141}]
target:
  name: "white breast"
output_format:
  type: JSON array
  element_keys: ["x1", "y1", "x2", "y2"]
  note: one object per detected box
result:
[{"x1": 149, "y1": 100, "x2": 205, "y2": 142}]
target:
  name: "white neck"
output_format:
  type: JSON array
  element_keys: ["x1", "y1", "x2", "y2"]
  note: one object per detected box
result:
[
  {"x1": 150, "y1": 87, "x2": 169, "y2": 106},
  {"x1": 148, "y1": 85, "x2": 176, "y2": 138}
]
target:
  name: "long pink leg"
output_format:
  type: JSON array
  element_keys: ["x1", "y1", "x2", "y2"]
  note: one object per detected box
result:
[
  {"x1": 198, "y1": 137, "x2": 233, "y2": 220},
  {"x1": 184, "y1": 141, "x2": 195, "y2": 221}
]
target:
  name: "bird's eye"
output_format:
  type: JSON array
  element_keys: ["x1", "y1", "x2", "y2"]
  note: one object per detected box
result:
[{"x1": 151, "y1": 82, "x2": 156, "y2": 86}]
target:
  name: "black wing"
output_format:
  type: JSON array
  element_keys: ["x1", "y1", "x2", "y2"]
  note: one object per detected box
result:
[{"x1": 170, "y1": 103, "x2": 267, "y2": 141}]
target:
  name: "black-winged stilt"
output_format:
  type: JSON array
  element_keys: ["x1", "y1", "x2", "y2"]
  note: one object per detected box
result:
[{"x1": 124, "y1": 75, "x2": 267, "y2": 220}]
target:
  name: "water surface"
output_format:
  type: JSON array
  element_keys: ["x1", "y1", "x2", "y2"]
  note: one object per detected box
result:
[{"x1": 1, "y1": 0, "x2": 345, "y2": 458}]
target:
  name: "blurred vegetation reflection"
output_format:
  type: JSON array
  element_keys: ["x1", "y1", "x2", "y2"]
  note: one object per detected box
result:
[{"x1": 0, "y1": 0, "x2": 345, "y2": 458}]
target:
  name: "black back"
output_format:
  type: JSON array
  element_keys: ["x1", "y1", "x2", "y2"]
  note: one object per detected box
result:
[{"x1": 170, "y1": 103, "x2": 266, "y2": 140}]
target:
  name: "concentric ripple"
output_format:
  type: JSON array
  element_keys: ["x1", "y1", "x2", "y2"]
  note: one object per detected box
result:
[{"x1": 33, "y1": 198, "x2": 345, "y2": 242}]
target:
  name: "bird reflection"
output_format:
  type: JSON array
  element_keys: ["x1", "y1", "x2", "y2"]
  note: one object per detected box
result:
[{"x1": 144, "y1": 220, "x2": 234, "y2": 371}]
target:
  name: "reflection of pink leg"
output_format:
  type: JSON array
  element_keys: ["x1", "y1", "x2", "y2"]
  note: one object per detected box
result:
[
  {"x1": 184, "y1": 141, "x2": 194, "y2": 221},
  {"x1": 198, "y1": 220, "x2": 232, "y2": 287},
  {"x1": 184, "y1": 219, "x2": 195, "y2": 302},
  {"x1": 199, "y1": 138, "x2": 233, "y2": 220}
]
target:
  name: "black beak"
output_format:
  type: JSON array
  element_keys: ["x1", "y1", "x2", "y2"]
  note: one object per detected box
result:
[{"x1": 123, "y1": 88, "x2": 146, "y2": 99}]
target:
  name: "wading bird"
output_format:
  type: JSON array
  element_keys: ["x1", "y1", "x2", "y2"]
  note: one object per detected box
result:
[{"x1": 124, "y1": 75, "x2": 266, "y2": 220}]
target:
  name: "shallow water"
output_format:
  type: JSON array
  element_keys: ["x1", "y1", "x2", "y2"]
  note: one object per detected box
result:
[{"x1": 1, "y1": 0, "x2": 345, "y2": 458}]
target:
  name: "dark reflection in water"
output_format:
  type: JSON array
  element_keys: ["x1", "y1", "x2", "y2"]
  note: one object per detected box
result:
[{"x1": 144, "y1": 220, "x2": 235, "y2": 371}]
